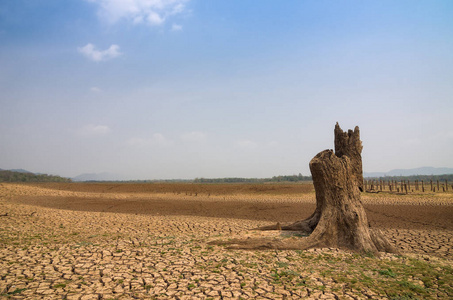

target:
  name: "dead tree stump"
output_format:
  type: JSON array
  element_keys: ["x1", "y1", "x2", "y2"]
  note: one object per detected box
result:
[{"x1": 211, "y1": 123, "x2": 395, "y2": 254}]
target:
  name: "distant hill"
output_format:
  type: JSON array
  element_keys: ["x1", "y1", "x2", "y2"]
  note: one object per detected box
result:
[
  {"x1": 5, "y1": 167, "x2": 452, "y2": 183},
  {"x1": 8, "y1": 168, "x2": 34, "y2": 174},
  {"x1": 364, "y1": 167, "x2": 453, "y2": 178},
  {"x1": 0, "y1": 169, "x2": 71, "y2": 182},
  {"x1": 72, "y1": 172, "x2": 128, "y2": 182}
]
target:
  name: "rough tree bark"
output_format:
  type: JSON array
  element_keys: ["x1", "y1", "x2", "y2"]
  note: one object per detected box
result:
[{"x1": 211, "y1": 123, "x2": 395, "y2": 254}]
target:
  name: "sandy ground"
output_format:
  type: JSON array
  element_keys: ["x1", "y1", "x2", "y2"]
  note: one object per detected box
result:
[{"x1": 0, "y1": 183, "x2": 452, "y2": 299}]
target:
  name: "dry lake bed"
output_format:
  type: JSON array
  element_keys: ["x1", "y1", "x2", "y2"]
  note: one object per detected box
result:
[{"x1": 0, "y1": 182, "x2": 452, "y2": 299}]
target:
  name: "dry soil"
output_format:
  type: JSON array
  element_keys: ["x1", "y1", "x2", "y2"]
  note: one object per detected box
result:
[{"x1": 0, "y1": 183, "x2": 452, "y2": 299}]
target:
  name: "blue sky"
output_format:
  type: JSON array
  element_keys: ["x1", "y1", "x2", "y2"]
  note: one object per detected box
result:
[{"x1": 1, "y1": 0, "x2": 453, "y2": 179}]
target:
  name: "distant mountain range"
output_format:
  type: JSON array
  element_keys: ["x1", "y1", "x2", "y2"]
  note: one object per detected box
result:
[
  {"x1": 3, "y1": 167, "x2": 453, "y2": 181},
  {"x1": 72, "y1": 172, "x2": 129, "y2": 182},
  {"x1": 76, "y1": 167, "x2": 453, "y2": 181},
  {"x1": 364, "y1": 167, "x2": 453, "y2": 178}
]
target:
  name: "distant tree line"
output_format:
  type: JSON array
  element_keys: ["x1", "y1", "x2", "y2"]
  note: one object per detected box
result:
[
  {"x1": 0, "y1": 170, "x2": 72, "y2": 183},
  {"x1": 85, "y1": 179, "x2": 194, "y2": 183},
  {"x1": 364, "y1": 174, "x2": 453, "y2": 182},
  {"x1": 271, "y1": 174, "x2": 312, "y2": 182},
  {"x1": 193, "y1": 174, "x2": 312, "y2": 184},
  {"x1": 194, "y1": 177, "x2": 265, "y2": 183}
]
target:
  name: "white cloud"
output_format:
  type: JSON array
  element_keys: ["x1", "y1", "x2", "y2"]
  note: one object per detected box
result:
[
  {"x1": 87, "y1": 0, "x2": 189, "y2": 27},
  {"x1": 181, "y1": 131, "x2": 206, "y2": 143},
  {"x1": 147, "y1": 11, "x2": 164, "y2": 25},
  {"x1": 78, "y1": 124, "x2": 111, "y2": 136},
  {"x1": 171, "y1": 23, "x2": 182, "y2": 31},
  {"x1": 78, "y1": 43, "x2": 121, "y2": 62}
]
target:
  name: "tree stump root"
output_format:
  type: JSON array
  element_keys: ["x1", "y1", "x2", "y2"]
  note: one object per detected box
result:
[{"x1": 209, "y1": 123, "x2": 397, "y2": 255}]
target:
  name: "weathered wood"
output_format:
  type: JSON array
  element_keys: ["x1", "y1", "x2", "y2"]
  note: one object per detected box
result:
[
  {"x1": 212, "y1": 123, "x2": 395, "y2": 254},
  {"x1": 306, "y1": 145, "x2": 394, "y2": 253}
]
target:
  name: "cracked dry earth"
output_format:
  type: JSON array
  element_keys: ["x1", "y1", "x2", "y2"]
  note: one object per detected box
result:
[{"x1": 0, "y1": 183, "x2": 452, "y2": 299}]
